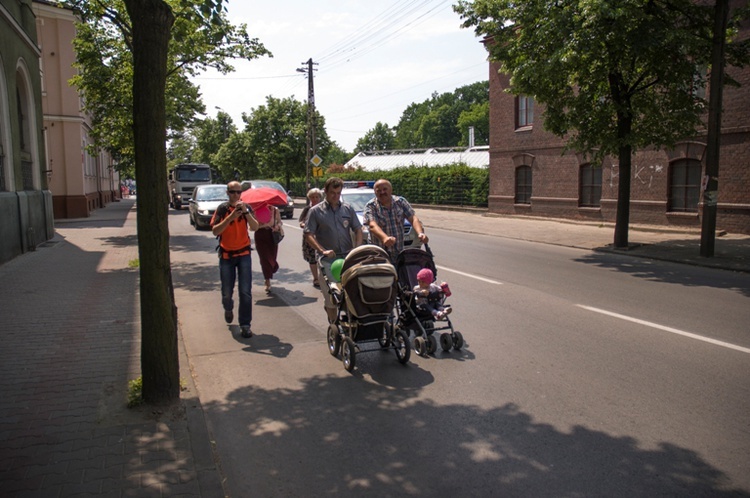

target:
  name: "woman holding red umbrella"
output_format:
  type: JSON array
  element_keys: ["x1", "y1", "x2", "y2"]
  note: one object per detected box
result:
[
  {"x1": 254, "y1": 201, "x2": 282, "y2": 294},
  {"x1": 240, "y1": 184, "x2": 287, "y2": 294}
]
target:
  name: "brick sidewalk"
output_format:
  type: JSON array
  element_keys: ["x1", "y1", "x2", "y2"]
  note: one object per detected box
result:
[{"x1": 0, "y1": 199, "x2": 223, "y2": 497}]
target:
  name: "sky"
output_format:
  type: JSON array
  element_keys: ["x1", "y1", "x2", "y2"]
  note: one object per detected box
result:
[{"x1": 190, "y1": 0, "x2": 490, "y2": 153}]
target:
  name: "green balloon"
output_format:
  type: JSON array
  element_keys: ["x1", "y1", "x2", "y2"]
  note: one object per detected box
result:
[{"x1": 331, "y1": 258, "x2": 345, "y2": 282}]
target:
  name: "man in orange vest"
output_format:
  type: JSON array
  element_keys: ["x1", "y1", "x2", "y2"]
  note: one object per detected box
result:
[{"x1": 211, "y1": 181, "x2": 260, "y2": 338}]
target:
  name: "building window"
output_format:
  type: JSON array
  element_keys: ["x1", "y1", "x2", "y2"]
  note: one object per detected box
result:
[
  {"x1": 668, "y1": 158, "x2": 701, "y2": 212},
  {"x1": 516, "y1": 95, "x2": 534, "y2": 128},
  {"x1": 579, "y1": 164, "x2": 602, "y2": 207},
  {"x1": 692, "y1": 65, "x2": 707, "y2": 101},
  {"x1": 515, "y1": 165, "x2": 532, "y2": 204}
]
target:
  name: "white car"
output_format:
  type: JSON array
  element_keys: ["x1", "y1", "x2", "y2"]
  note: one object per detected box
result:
[
  {"x1": 188, "y1": 184, "x2": 227, "y2": 230},
  {"x1": 340, "y1": 187, "x2": 420, "y2": 249}
]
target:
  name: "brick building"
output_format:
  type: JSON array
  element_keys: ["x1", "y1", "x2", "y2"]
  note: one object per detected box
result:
[{"x1": 486, "y1": 11, "x2": 750, "y2": 235}]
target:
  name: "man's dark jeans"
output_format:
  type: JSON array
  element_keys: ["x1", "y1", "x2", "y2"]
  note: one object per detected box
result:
[{"x1": 219, "y1": 253, "x2": 252, "y2": 327}]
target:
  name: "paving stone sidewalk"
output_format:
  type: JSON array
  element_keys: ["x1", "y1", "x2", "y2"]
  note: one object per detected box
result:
[{"x1": 0, "y1": 198, "x2": 223, "y2": 498}]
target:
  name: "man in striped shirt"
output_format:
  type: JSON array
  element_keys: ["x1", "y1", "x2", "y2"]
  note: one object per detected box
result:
[{"x1": 363, "y1": 179, "x2": 428, "y2": 263}]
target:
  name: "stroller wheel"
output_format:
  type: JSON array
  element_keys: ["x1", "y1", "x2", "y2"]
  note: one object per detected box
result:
[
  {"x1": 342, "y1": 337, "x2": 357, "y2": 372},
  {"x1": 394, "y1": 329, "x2": 411, "y2": 364},
  {"x1": 440, "y1": 333, "x2": 453, "y2": 352},
  {"x1": 414, "y1": 336, "x2": 427, "y2": 357},
  {"x1": 327, "y1": 324, "x2": 341, "y2": 357},
  {"x1": 452, "y1": 331, "x2": 464, "y2": 351},
  {"x1": 427, "y1": 335, "x2": 438, "y2": 355}
]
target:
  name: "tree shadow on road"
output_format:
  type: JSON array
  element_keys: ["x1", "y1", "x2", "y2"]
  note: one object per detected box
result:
[
  {"x1": 204, "y1": 375, "x2": 749, "y2": 497},
  {"x1": 575, "y1": 240, "x2": 750, "y2": 297}
]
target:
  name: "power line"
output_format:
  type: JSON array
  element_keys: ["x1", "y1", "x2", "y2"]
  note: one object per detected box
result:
[
  {"x1": 314, "y1": 0, "x2": 429, "y2": 63},
  {"x1": 194, "y1": 73, "x2": 300, "y2": 80},
  {"x1": 314, "y1": 0, "x2": 452, "y2": 71}
]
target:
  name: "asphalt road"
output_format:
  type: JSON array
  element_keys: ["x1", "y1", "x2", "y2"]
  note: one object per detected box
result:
[{"x1": 169, "y1": 208, "x2": 750, "y2": 497}]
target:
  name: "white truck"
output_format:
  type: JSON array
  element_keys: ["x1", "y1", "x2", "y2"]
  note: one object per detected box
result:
[{"x1": 168, "y1": 163, "x2": 212, "y2": 210}]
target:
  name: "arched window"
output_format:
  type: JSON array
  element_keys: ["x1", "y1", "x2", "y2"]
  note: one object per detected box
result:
[
  {"x1": 515, "y1": 165, "x2": 532, "y2": 204},
  {"x1": 668, "y1": 158, "x2": 701, "y2": 212},
  {"x1": 579, "y1": 163, "x2": 602, "y2": 207}
]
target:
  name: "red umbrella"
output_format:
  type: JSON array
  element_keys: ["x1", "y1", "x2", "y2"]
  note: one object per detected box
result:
[{"x1": 240, "y1": 186, "x2": 288, "y2": 212}]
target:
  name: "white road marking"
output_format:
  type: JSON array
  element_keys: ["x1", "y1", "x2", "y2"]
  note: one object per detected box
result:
[
  {"x1": 436, "y1": 265, "x2": 503, "y2": 285},
  {"x1": 577, "y1": 305, "x2": 750, "y2": 355}
]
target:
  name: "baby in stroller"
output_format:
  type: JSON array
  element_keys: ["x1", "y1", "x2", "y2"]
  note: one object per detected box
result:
[
  {"x1": 413, "y1": 268, "x2": 452, "y2": 320},
  {"x1": 395, "y1": 245, "x2": 464, "y2": 356}
]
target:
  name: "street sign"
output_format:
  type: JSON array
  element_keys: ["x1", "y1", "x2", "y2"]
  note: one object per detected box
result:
[
  {"x1": 310, "y1": 154, "x2": 322, "y2": 167},
  {"x1": 312, "y1": 166, "x2": 323, "y2": 178}
]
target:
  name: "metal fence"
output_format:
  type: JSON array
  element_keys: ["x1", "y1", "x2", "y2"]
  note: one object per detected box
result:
[{"x1": 391, "y1": 177, "x2": 489, "y2": 208}]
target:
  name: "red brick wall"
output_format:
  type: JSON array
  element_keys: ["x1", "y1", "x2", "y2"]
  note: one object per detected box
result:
[{"x1": 487, "y1": 23, "x2": 750, "y2": 235}]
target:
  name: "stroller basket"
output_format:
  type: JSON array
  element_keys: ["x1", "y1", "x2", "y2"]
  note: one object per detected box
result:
[
  {"x1": 341, "y1": 246, "x2": 397, "y2": 322},
  {"x1": 327, "y1": 245, "x2": 412, "y2": 372}
]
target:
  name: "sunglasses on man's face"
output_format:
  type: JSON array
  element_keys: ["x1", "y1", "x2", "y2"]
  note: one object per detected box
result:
[{"x1": 227, "y1": 190, "x2": 242, "y2": 194}]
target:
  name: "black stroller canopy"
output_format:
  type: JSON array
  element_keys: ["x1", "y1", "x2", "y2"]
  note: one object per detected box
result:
[{"x1": 396, "y1": 247, "x2": 437, "y2": 289}]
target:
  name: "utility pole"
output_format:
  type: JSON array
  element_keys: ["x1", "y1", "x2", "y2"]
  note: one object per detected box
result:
[
  {"x1": 297, "y1": 58, "x2": 317, "y2": 190},
  {"x1": 700, "y1": 0, "x2": 729, "y2": 257}
]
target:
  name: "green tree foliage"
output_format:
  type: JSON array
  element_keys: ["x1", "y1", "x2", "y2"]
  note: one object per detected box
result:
[
  {"x1": 457, "y1": 101, "x2": 489, "y2": 146},
  {"x1": 213, "y1": 130, "x2": 259, "y2": 182},
  {"x1": 233, "y1": 96, "x2": 334, "y2": 187},
  {"x1": 167, "y1": 129, "x2": 198, "y2": 167},
  {"x1": 166, "y1": 111, "x2": 238, "y2": 168},
  {"x1": 355, "y1": 122, "x2": 396, "y2": 153},
  {"x1": 195, "y1": 111, "x2": 238, "y2": 165},
  {"x1": 394, "y1": 101, "x2": 429, "y2": 148},
  {"x1": 325, "y1": 142, "x2": 352, "y2": 167},
  {"x1": 453, "y1": 0, "x2": 747, "y2": 247},
  {"x1": 239, "y1": 96, "x2": 307, "y2": 184},
  {"x1": 66, "y1": 0, "x2": 269, "y2": 175},
  {"x1": 393, "y1": 81, "x2": 489, "y2": 149}
]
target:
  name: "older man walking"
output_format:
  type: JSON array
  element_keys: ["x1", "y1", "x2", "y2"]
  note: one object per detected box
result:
[{"x1": 363, "y1": 178, "x2": 428, "y2": 262}]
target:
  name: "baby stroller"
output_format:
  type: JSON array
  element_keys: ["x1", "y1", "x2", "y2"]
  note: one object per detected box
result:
[
  {"x1": 325, "y1": 245, "x2": 411, "y2": 372},
  {"x1": 395, "y1": 245, "x2": 464, "y2": 356}
]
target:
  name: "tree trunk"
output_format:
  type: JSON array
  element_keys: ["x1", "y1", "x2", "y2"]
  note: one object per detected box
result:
[
  {"x1": 613, "y1": 113, "x2": 633, "y2": 249},
  {"x1": 700, "y1": 0, "x2": 729, "y2": 257},
  {"x1": 123, "y1": 0, "x2": 179, "y2": 404}
]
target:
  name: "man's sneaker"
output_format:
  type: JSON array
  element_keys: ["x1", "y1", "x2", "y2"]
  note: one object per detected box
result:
[
  {"x1": 240, "y1": 326, "x2": 253, "y2": 338},
  {"x1": 224, "y1": 310, "x2": 233, "y2": 324}
]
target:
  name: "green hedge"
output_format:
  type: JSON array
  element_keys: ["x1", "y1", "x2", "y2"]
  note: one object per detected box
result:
[{"x1": 283, "y1": 163, "x2": 488, "y2": 208}]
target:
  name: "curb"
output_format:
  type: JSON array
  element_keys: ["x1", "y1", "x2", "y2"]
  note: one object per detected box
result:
[{"x1": 179, "y1": 325, "x2": 227, "y2": 497}]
